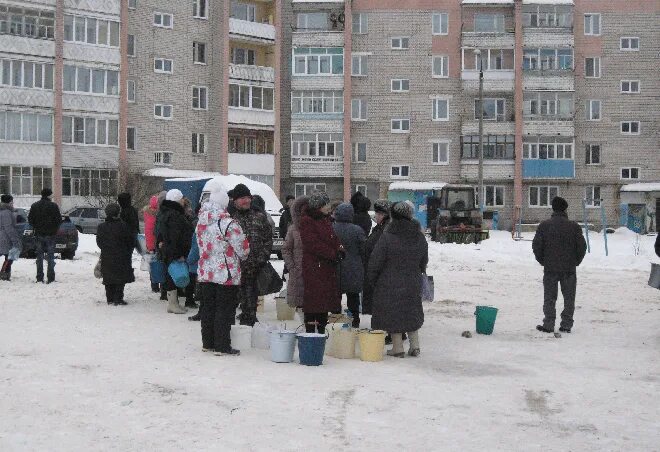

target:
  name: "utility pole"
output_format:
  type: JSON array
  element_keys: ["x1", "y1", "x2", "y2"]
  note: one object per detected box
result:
[{"x1": 475, "y1": 49, "x2": 484, "y2": 212}]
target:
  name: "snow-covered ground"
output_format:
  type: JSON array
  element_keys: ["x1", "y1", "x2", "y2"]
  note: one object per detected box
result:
[{"x1": 1, "y1": 230, "x2": 659, "y2": 451}]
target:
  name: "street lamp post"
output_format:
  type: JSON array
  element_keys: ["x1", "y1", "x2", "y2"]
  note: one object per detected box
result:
[{"x1": 475, "y1": 49, "x2": 484, "y2": 213}]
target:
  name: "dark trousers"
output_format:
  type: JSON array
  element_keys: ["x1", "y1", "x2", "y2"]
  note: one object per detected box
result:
[
  {"x1": 1, "y1": 255, "x2": 12, "y2": 277},
  {"x1": 35, "y1": 236, "x2": 55, "y2": 282},
  {"x1": 198, "y1": 283, "x2": 239, "y2": 352},
  {"x1": 185, "y1": 273, "x2": 197, "y2": 302},
  {"x1": 164, "y1": 272, "x2": 176, "y2": 292},
  {"x1": 238, "y1": 276, "x2": 259, "y2": 326},
  {"x1": 543, "y1": 271, "x2": 577, "y2": 330},
  {"x1": 304, "y1": 313, "x2": 328, "y2": 334},
  {"x1": 346, "y1": 293, "x2": 360, "y2": 320},
  {"x1": 105, "y1": 284, "x2": 125, "y2": 304}
]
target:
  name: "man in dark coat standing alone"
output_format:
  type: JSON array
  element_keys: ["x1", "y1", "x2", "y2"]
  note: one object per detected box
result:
[
  {"x1": 96, "y1": 203, "x2": 135, "y2": 305},
  {"x1": 118, "y1": 193, "x2": 140, "y2": 236},
  {"x1": 28, "y1": 188, "x2": 62, "y2": 283},
  {"x1": 532, "y1": 197, "x2": 587, "y2": 334}
]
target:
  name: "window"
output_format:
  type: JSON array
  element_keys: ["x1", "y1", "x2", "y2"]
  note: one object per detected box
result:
[
  {"x1": 193, "y1": 42, "x2": 206, "y2": 64},
  {"x1": 192, "y1": 133, "x2": 206, "y2": 154},
  {"x1": 291, "y1": 90, "x2": 343, "y2": 114},
  {"x1": 475, "y1": 99, "x2": 505, "y2": 121},
  {"x1": 127, "y1": 34, "x2": 136, "y2": 57},
  {"x1": 351, "y1": 54, "x2": 368, "y2": 76},
  {"x1": 154, "y1": 58, "x2": 173, "y2": 74},
  {"x1": 153, "y1": 12, "x2": 173, "y2": 28},
  {"x1": 390, "y1": 165, "x2": 410, "y2": 179},
  {"x1": 62, "y1": 168, "x2": 117, "y2": 196},
  {"x1": 192, "y1": 86, "x2": 208, "y2": 110},
  {"x1": 584, "y1": 14, "x2": 600, "y2": 36},
  {"x1": 291, "y1": 133, "x2": 344, "y2": 159},
  {"x1": 128, "y1": 0, "x2": 136, "y2": 9},
  {"x1": 351, "y1": 99, "x2": 367, "y2": 121},
  {"x1": 462, "y1": 135, "x2": 515, "y2": 159},
  {"x1": 620, "y1": 167, "x2": 639, "y2": 180},
  {"x1": 0, "y1": 6, "x2": 55, "y2": 39},
  {"x1": 293, "y1": 47, "x2": 344, "y2": 76},
  {"x1": 432, "y1": 12, "x2": 448, "y2": 35},
  {"x1": 587, "y1": 100, "x2": 601, "y2": 120},
  {"x1": 355, "y1": 185, "x2": 367, "y2": 196},
  {"x1": 229, "y1": 84, "x2": 273, "y2": 110},
  {"x1": 391, "y1": 79, "x2": 409, "y2": 92},
  {"x1": 620, "y1": 80, "x2": 640, "y2": 94},
  {"x1": 432, "y1": 142, "x2": 449, "y2": 165},
  {"x1": 523, "y1": 137, "x2": 573, "y2": 160},
  {"x1": 483, "y1": 186, "x2": 505, "y2": 207},
  {"x1": 620, "y1": 37, "x2": 639, "y2": 51},
  {"x1": 61, "y1": 116, "x2": 118, "y2": 146},
  {"x1": 231, "y1": 2, "x2": 256, "y2": 22},
  {"x1": 352, "y1": 143, "x2": 367, "y2": 163},
  {"x1": 620, "y1": 121, "x2": 640, "y2": 135},
  {"x1": 585, "y1": 144, "x2": 601, "y2": 165},
  {"x1": 523, "y1": 92, "x2": 573, "y2": 119},
  {"x1": 585, "y1": 186, "x2": 601, "y2": 207},
  {"x1": 296, "y1": 12, "x2": 329, "y2": 30},
  {"x1": 63, "y1": 15, "x2": 119, "y2": 46},
  {"x1": 391, "y1": 118, "x2": 410, "y2": 133},
  {"x1": 0, "y1": 60, "x2": 53, "y2": 90},
  {"x1": 432, "y1": 98, "x2": 448, "y2": 121},
  {"x1": 352, "y1": 13, "x2": 367, "y2": 34},
  {"x1": 0, "y1": 111, "x2": 52, "y2": 143},
  {"x1": 0, "y1": 166, "x2": 52, "y2": 196},
  {"x1": 63, "y1": 65, "x2": 119, "y2": 95},
  {"x1": 523, "y1": 48, "x2": 573, "y2": 71},
  {"x1": 295, "y1": 183, "x2": 326, "y2": 197},
  {"x1": 154, "y1": 152, "x2": 173, "y2": 165},
  {"x1": 391, "y1": 37, "x2": 409, "y2": 50},
  {"x1": 474, "y1": 14, "x2": 505, "y2": 33},
  {"x1": 584, "y1": 57, "x2": 600, "y2": 77},
  {"x1": 126, "y1": 127, "x2": 135, "y2": 150},
  {"x1": 529, "y1": 186, "x2": 559, "y2": 207},
  {"x1": 127, "y1": 80, "x2": 135, "y2": 102},
  {"x1": 229, "y1": 134, "x2": 273, "y2": 154},
  {"x1": 522, "y1": 5, "x2": 573, "y2": 28},
  {"x1": 154, "y1": 104, "x2": 173, "y2": 119},
  {"x1": 193, "y1": 0, "x2": 207, "y2": 19},
  {"x1": 231, "y1": 48, "x2": 255, "y2": 65},
  {"x1": 432, "y1": 56, "x2": 448, "y2": 77}
]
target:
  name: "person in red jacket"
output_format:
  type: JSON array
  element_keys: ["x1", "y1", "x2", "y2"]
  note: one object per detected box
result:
[
  {"x1": 299, "y1": 191, "x2": 343, "y2": 334},
  {"x1": 143, "y1": 195, "x2": 159, "y2": 292}
]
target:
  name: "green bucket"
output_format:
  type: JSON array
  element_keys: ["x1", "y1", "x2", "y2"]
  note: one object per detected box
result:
[{"x1": 475, "y1": 306, "x2": 498, "y2": 335}]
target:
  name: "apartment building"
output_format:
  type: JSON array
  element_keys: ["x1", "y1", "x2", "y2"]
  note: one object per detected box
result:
[
  {"x1": 280, "y1": 0, "x2": 659, "y2": 230},
  {"x1": 0, "y1": 0, "x2": 125, "y2": 211},
  {"x1": 126, "y1": 0, "x2": 282, "y2": 190}
]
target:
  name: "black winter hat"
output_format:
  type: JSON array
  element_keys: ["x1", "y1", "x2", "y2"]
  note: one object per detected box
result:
[
  {"x1": 1, "y1": 194, "x2": 13, "y2": 204},
  {"x1": 105, "y1": 203, "x2": 121, "y2": 219},
  {"x1": 229, "y1": 183, "x2": 251, "y2": 199},
  {"x1": 41, "y1": 188, "x2": 53, "y2": 198},
  {"x1": 117, "y1": 192, "x2": 132, "y2": 208},
  {"x1": 551, "y1": 196, "x2": 568, "y2": 212}
]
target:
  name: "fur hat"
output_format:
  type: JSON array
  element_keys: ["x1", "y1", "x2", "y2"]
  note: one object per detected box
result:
[
  {"x1": 1, "y1": 194, "x2": 13, "y2": 204},
  {"x1": 308, "y1": 190, "x2": 330, "y2": 210},
  {"x1": 209, "y1": 190, "x2": 229, "y2": 209},
  {"x1": 105, "y1": 203, "x2": 121, "y2": 219},
  {"x1": 551, "y1": 196, "x2": 568, "y2": 212},
  {"x1": 41, "y1": 188, "x2": 53, "y2": 198},
  {"x1": 166, "y1": 189, "x2": 184, "y2": 202},
  {"x1": 373, "y1": 199, "x2": 391, "y2": 215},
  {"x1": 229, "y1": 183, "x2": 251, "y2": 199},
  {"x1": 391, "y1": 201, "x2": 413, "y2": 220}
]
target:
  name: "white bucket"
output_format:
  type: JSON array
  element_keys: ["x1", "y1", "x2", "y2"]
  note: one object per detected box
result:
[
  {"x1": 252, "y1": 323, "x2": 276, "y2": 350},
  {"x1": 270, "y1": 330, "x2": 297, "y2": 363},
  {"x1": 230, "y1": 325, "x2": 252, "y2": 350}
]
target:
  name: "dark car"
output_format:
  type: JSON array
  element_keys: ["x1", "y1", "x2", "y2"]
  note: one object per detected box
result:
[{"x1": 14, "y1": 208, "x2": 79, "y2": 260}]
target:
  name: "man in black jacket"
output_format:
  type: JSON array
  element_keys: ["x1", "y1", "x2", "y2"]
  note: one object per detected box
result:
[
  {"x1": 350, "y1": 191, "x2": 372, "y2": 236},
  {"x1": 278, "y1": 195, "x2": 294, "y2": 241},
  {"x1": 118, "y1": 192, "x2": 139, "y2": 235},
  {"x1": 28, "y1": 188, "x2": 62, "y2": 283},
  {"x1": 532, "y1": 197, "x2": 587, "y2": 333}
]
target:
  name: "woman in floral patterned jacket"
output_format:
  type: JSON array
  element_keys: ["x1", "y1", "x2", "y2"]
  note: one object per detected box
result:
[{"x1": 196, "y1": 189, "x2": 250, "y2": 356}]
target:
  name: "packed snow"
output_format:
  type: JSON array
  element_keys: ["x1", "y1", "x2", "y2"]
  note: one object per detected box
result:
[
  {"x1": 620, "y1": 182, "x2": 660, "y2": 193},
  {"x1": 1, "y1": 230, "x2": 659, "y2": 451}
]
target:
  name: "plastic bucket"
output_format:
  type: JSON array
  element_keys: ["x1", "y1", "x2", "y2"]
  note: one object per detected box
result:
[
  {"x1": 330, "y1": 328, "x2": 357, "y2": 359},
  {"x1": 230, "y1": 325, "x2": 252, "y2": 350},
  {"x1": 276, "y1": 298, "x2": 295, "y2": 321},
  {"x1": 475, "y1": 306, "x2": 498, "y2": 335},
  {"x1": 358, "y1": 330, "x2": 386, "y2": 362},
  {"x1": 168, "y1": 261, "x2": 190, "y2": 288},
  {"x1": 297, "y1": 333, "x2": 326, "y2": 366},
  {"x1": 270, "y1": 331, "x2": 297, "y2": 363},
  {"x1": 150, "y1": 260, "x2": 166, "y2": 284}
]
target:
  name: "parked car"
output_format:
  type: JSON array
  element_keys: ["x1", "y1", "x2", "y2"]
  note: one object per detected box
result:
[
  {"x1": 14, "y1": 208, "x2": 79, "y2": 260},
  {"x1": 65, "y1": 207, "x2": 106, "y2": 234}
]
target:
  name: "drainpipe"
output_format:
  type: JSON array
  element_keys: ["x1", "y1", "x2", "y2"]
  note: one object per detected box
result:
[
  {"x1": 342, "y1": 0, "x2": 352, "y2": 201},
  {"x1": 273, "y1": 0, "x2": 282, "y2": 196},
  {"x1": 53, "y1": 0, "x2": 64, "y2": 205},
  {"x1": 513, "y1": 0, "x2": 524, "y2": 234}
]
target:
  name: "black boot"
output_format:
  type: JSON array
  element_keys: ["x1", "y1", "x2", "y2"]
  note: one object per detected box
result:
[
  {"x1": 151, "y1": 282, "x2": 160, "y2": 293},
  {"x1": 536, "y1": 325, "x2": 553, "y2": 333},
  {"x1": 185, "y1": 299, "x2": 198, "y2": 308},
  {"x1": 188, "y1": 312, "x2": 201, "y2": 321}
]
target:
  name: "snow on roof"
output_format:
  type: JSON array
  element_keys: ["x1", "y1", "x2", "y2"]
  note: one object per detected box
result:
[
  {"x1": 144, "y1": 168, "x2": 222, "y2": 179},
  {"x1": 620, "y1": 182, "x2": 660, "y2": 193},
  {"x1": 389, "y1": 181, "x2": 447, "y2": 191}
]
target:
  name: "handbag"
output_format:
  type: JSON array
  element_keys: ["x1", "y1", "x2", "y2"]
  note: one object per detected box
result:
[
  {"x1": 649, "y1": 263, "x2": 660, "y2": 290},
  {"x1": 168, "y1": 260, "x2": 190, "y2": 288},
  {"x1": 256, "y1": 261, "x2": 283, "y2": 296},
  {"x1": 421, "y1": 273, "x2": 434, "y2": 302},
  {"x1": 94, "y1": 256, "x2": 102, "y2": 279}
]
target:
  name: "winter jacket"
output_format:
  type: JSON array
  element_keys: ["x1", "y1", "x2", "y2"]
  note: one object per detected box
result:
[
  {"x1": 368, "y1": 218, "x2": 428, "y2": 333},
  {"x1": 282, "y1": 197, "x2": 308, "y2": 308},
  {"x1": 655, "y1": 234, "x2": 660, "y2": 258},
  {"x1": 351, "y1": 192, "x2": 372, "y2": 236},
  {"x1": 28, "y1": 197, "x2": 61, "y2": 237},
  {"x1": 332, "y1": 203, "x2": 366, "y2": 294},
  {"x1": 157, "y1": 200, "x2": 194, "y2": 265},
  {"x1": 300, "y1": 207, "x2": 342, "y2": 314},
  {"x1": 142, "y1": 196, "x2": 158, "y2": 252},
  {"x1": 279, "y1": 206, "x2": 292, "y2": 242},
  {"x1": 362, "y1": 219, "x2": 389, "y2": 314},
  {"x1": 532, "y1": 212, "x2": 587, "y2": 273},
  {"x1": 196, "y1": 202, "x2": 249, "y2": 285},
  {"x1": 0, "y1": 203, "x2": 21, "y2": 255},
  {"x1": 96, "y1": 218, "x2": 135, "y2": 285},
  {"x1": 231, "y1": 206, "x2": 272, "y2": 279},
  {"x1": 187, "y1": 235, "x2": 199, "y2": 275},
  {"x1": 118, "y1": 193, "x2": 139, "y2": 235}
]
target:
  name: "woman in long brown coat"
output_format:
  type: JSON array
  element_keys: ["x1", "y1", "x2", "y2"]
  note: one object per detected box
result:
[{"x1": 281, "y1": 196, "x2": 308, "y2": 315}]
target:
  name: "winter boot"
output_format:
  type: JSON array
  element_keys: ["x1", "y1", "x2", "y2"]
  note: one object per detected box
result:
[
  {"x1": 387, "y1": 333, "x2": 405, "y2": 358},
  {"x1": 536, "y1": 325, "x2": 553, "y2": 333},
  {"x1": 214, "y1": 348, "x2": 240, "y2": 356},
  {"x1": 185, "y1": 298, "x2": 198, "y2": 309},
  {"x1": 188, "y1": 312, "x2": 201, "y2": 321},
  {"x1": 0, "y1": 272, "x2": 9, "y2": 281},
  {"x1": 407, "y1": 330, "x2": 420, "y2": 357},
  {"x1": 558, "y1": 327, "x2": 571, "y2": 333},
  {"x1": 167, "y1": 290, "x2": 187, "y2": 314},
  {"x1": 160, "y1": 287, "x2": 167, "y2": 301}
]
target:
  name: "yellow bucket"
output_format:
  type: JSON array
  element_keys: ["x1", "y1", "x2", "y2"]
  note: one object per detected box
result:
[
  {"x1": 328, "y1": 327, "x2": 357, "y2": 359},
  {"x1": 358, "y1": 330, "x2": 386, "y2": 362},
  {"x1": 275, "y1": 298, "x2": 295, "y2": 321}
]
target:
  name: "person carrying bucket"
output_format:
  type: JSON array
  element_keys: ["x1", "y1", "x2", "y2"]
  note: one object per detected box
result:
[{"x1": 195, "y1": 189, "x2": 250, "y2": 356}]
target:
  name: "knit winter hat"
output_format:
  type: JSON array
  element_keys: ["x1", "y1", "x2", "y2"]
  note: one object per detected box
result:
[
  {"x1": 551, "y1": 196, "x2": 568, "y2": 212},
  {"x1": 229, "y1": 183, "x2": 251, "y2": 199},
  {"x1": 105, "y1": 203, "x2": 121, "y2": 219},
  {"x1": 41, "y1": 188, "x2": 52, "y2": 198},
  {"x1": 391, "y1": 201, "x2": 413, "y2": 220},
  {"x1": 1, "y1": 194, "x2": 12, "y2": 204},
  {"x1": 209, "y1": 189, "x2": 229, "y2": 209},
  {"x1": 166, "y1": 189, "x2": 184, "y2": 202},
  {"x1": 308, "y1": 190, "x2": 330, "y2": 210},
  {"x1": 373, "y1": 199, "x2": 391, "y2": 215}
]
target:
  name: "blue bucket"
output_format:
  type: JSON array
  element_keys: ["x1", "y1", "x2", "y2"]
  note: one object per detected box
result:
[
  {"x1": 270, "y1": 331, "x2": 297, "y2": 363},
  {"x1": 168, "y1": 261, "x2": 190, "y2": 288},
  {"x1": 150, "y1": 260, "x2": 166, "y2": 284},
  {"x1": 297, "y1": 333, "x2": 326, "y2": 366}
]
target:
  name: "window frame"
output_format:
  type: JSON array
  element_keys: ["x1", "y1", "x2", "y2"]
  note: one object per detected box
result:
[
  {"x1": 351, "y1": 54, "x2": 368, "y2": 76},
  {"x1": 620, "y1": 37, "x2": 639, "y2": 51},
  {"x1": 193, "y1": 0, "x2": 208, "y2": 19},
  {"x1": 587, "y1": 99, "x2": 601, "y2": 121},
  {"x1": 0, "y1": 111, "x2": 53, "y2": 143},
  {"x1": 474, "y1": 13, "x2": 505, "y2": 33},
  {"x1": 154, "y1": 151, "x2": 173, "y2": 166},
  {"x1": 432, "y1": 97, "x2": 449, "y2": 122},
  {"x1": 61, "y1": 115, "x2": 118, "y2": 146},
  {"x1": 528, "y1": 186, "x2": 559, "y2": 208},
  {"x1": 229, "y1": 83, "x2": 274, "y2": 111},
  {"x1": 128, "y1": 0, "x2": 136, "y2": 9},
  {"x1": 192, "y1": 86, "x2": 208, "y2": 110},
  {"x1": 620, "y1": 167, "x2": 640, "y2": 180},
  {"x1": 483, "y1": 185, "x2": 505, "y2": 207},
  {"x1": 193, "y1": 41, "x2": 207, "y2": 64},
  {"x1": 127, "y1": 34, "x2": 136, "y2": 57},
  {"x1": 431, "y1": 141, "x2": 449, "y2": 166},
  {"x1": 127, "y1": 80, "x2": 135, "y2": 102},
  {"x1": 63, "y1": 14, "x2": 120, "y2": 47},
  {"x1": 290, "y1": 132, "x2": 344, "y2": 159},
  {"x1": 390, "y1": 37, "x2": 410, "y2": 50},
  {"x1": 584, "y1": 186, "x2": 601, "y2": 208},
  {"x1": 620, "y1": 121, "x2": 640, "y2": 135},
  {"x1": 351, "y1": 98, "x2": 367, "y2": 121},
  {"x1": 0, "y1": 59, "x2": 54, "y2": 90},
  {"x1": 475, "y1": 98, "x2": 506, "y2": 122},
  {"x1": 292, "y1": 48, "x2": 344, "y2": 76},
  {"x1": 620, "y1": 80, "x2": 640, "y2": 94},
  {"x1": 153, "y1": 12, "x2": 174, "y2": 29},
  {"x1": 154, "y1": 104, "x2": 173, "y2": 120},
  {"x1": 126, "y1": 126, "x2": 136, "y2": 151},
  {"x1": 290, "y1": 90, "x2": 343, "y2": 115},
  {"x1": 391, "y1": 118, "x2": 410, "y2": 133},
  {"x1": 192, "y1": 132, "x2": 206, "y2": 154},
  {"x1": 583, "y1": 13, "x2": 600, "y2": 36},
  {"x1": 584, "y1": 57, "x2": 600, "y2": 78},
  {"x1": 294, "y1": 183, "x2": 326, "y2": 197},
  {"x1": 432, "y1": 55, "x2": 449, "y2": 78},
  {"x1": 352, "y1": 13, "x2": 368, "y2": 34},
  {"x1": 352, "y1": 142, "x2": 367, "y2": 163},
  {"x1": 153, "y1": 58, "x2": 173, "y2": 74},
  {"x1": 390, "y1": 78, "x2": 410, "y2": 93},
  {"x1": 585, "y1": 144, "x2": 601, "y2": 165},
  {"x1": 390, "y1": 164, "x2": 410, "y2": 179},
  {"x1": 432, "y1": 12, "x2": 448, "y2": 35},
  {"x1": 62, "y1": 65, "x2": 120, "y2": 96}
]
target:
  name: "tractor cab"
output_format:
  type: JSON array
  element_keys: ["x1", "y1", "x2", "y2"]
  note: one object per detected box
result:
[{"x1": 428, "y1": 185, "x2": 487, "y2": 243}]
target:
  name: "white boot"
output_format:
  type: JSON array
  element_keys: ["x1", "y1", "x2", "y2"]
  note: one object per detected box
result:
[{"x1": 167, "y1": 290, "x2": 187, "y2": 314}]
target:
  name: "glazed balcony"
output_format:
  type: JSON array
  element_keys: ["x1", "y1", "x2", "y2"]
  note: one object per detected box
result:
[
  {"x1": 229, "y1": 64, "x2": 275, "y2": 84},
  {"x1": 290, "y1": 157, "x2": 343, "y2": 178}
]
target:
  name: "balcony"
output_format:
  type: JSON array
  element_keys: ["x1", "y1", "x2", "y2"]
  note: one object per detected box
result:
[
  {"x1": 229, "y1": 18, "x2": 275, "y2": 44},
  {"x1": 461, "y1": 33, "x2": 515, "y2": 49},
  {"x1": 290, "y1": 157, "x2": 343, "y2": 178},
  {"x1": 523, "y1": 159, "x2": 574, "y2": 179},
  {"x1": 523, "y1": 72, "x2": 574, "y2": 91},
  {"x1": 229, "y1": 64, "x2": 275, "y2": 84},
  {"x1": 460, "y1": 160, "x2": 515, "y2": 181},
  {"x1": 228, "y1": 153, "x2": 274, "y2": 176},
  {"x1": 461, "y1": 120, "x2": 515, "y2": 135},
  {"x1": 228, "y1": 108, "x2": 275, "y2": 129},
  {"x1": 461, "y1": 70, "x2": 514, "y2": 91},
  {"x1": 523, "y1": 118, "x2": 574, "y2": 136},
  {"x1": 523, "y1": 28, "x2": 574, "y2": 47},
  {"x1": 293, "y1": 30, "x2": 344, "y2": 47}
]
